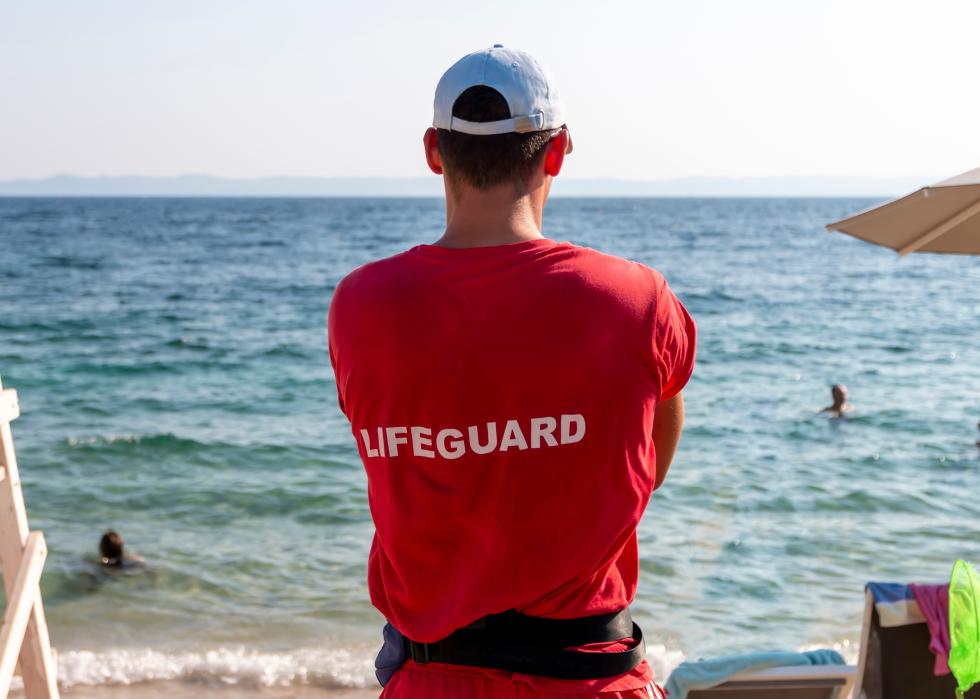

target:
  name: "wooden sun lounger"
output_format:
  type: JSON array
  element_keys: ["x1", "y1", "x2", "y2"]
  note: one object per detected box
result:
[
  {"x1": 856, "y1": 588, "x2": 980, "y2": 699},
  {"x1": 687, "y1": 663, "x2": 857, "y2": 699}
]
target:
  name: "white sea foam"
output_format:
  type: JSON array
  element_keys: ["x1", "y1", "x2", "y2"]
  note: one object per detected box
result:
[
  {"x1": 54, "y1": 647, "x2": 376, "y2": 689},
  {"x1": 49, "y1": 641, "x2": 857, "y2": 689},
  {"x1": 50, "y1": 644, "x2": 692, "y2": 689},
  {"x1": 66, "y1": 434, "x2": 143, "y2": 446},
  {"x1": 800, "y1": 637, "x2": 860, "y2": 665},
  {"x1": 646, "y1": 643, "x2": 687, "y2": 680}
]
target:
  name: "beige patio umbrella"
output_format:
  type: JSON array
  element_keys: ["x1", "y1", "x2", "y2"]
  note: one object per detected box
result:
[{"x1": 827, "y1": 167, "x2": 980, "y2": 255}]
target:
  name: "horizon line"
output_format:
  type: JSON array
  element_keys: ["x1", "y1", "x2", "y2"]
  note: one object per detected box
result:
[
  {"x1": 0, "y1": 173, "x2": 927, "y2": 198},
  {"x1": 0, "y1": 173, "x2": 930, "y2": 182}
]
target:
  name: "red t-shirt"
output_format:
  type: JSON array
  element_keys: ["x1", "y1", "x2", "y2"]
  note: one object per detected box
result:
[{"x1": 328, "y1": 238, "x2": 695, "y2": 689}]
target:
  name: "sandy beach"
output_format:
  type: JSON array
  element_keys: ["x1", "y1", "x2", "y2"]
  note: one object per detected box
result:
[{"x1": 22, "y1": 686, "x2": 377, "y2": 699}]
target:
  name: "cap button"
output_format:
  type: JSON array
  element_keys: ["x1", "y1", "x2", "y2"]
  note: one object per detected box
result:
[{"x1": 492, "y1": 43, "x2": 504, "y2": 48}]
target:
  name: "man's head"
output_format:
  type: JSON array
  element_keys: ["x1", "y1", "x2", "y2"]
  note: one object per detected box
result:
[
  {"x1": 100, "y1": 530, "x2": 124, "y2": 564},
  {"x1": 424, "y1": 45, "x2": 571, "y2": 195},
  {"x1": 831, "y1": 384, "x2": 848, "y2": 408}
]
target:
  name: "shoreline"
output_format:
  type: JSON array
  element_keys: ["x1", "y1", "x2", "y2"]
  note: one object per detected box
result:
[{"x1": 20, "y1": 685, "x2": 377, "y2": 699}]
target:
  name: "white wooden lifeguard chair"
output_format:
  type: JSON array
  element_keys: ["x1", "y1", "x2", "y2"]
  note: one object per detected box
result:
[{"x1": 0, "y1": 376, "x2": 60, "y2": 698}]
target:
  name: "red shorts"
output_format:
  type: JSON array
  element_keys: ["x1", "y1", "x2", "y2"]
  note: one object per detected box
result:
[{"x1": 380, "y1": 659, "x2": 665, "y2": 698}]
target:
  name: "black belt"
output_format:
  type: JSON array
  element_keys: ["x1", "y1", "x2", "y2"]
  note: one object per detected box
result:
[{"x1": 403, "y1": 608, "x2": 645, "y2": 680}]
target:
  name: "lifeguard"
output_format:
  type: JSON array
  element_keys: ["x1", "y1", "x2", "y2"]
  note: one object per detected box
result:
[{"x1": 328, "y1": 45, "x2": 696, "y2": 699}]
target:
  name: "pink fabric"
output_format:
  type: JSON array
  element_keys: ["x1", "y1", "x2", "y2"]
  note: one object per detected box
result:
[{"x1": 910, "y1": 583, "x2": 951, "y2": 676}]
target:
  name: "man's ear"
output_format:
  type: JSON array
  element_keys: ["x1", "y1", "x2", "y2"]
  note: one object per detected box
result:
[
  {"x1": 423, "y1": 128, "x2": 443, "y2": 175},
  {"x1": 543, "y1": 129, "x2": 570, "y2": 177}
]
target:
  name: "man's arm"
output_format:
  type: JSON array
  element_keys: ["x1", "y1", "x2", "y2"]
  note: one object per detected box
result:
[{"x1": 652, "y1": 392, "x2": 684, "y2": 491}]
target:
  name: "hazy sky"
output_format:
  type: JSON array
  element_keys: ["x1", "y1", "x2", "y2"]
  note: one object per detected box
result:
[{"x1": 2, "y1": 0, "x2": 979, "y2": 181}]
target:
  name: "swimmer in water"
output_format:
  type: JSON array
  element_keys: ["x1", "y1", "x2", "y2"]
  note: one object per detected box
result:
[
  {"x1": 99, "y1": 530, "x2": 146, "y2": 570},
  {"x1": 820, "y1": 384, "x2": 853, "y2": 418},
  {"x1": 975, "y1": 421, "x2": 980, "y2": 448}
]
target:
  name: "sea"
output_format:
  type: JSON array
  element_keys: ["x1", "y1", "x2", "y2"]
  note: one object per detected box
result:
[{"x1": 1, "y1": 197, "x2": 978, "y2": 695}]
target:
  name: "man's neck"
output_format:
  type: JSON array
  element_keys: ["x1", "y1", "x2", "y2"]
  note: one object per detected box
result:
[{"x1": 434, "y1": 182, "x2": 546, "y2": 249}]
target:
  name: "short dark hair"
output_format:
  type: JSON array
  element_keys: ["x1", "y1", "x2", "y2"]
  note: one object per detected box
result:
[
  {"x1": 437, "y1": 85, "x2": 555, "y2": 190},
  {"x1": 100, "y1": 530, "x2": 124, "y2": 563}
]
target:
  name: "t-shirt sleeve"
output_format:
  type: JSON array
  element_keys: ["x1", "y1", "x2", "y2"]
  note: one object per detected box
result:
[{"x1": 649, "y1": 275, "x2": 697, "y2": 402}]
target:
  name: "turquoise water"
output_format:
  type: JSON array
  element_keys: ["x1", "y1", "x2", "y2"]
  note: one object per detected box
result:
[{"x1": 1, "y1": 197, "x2": 978, "y2": 690}]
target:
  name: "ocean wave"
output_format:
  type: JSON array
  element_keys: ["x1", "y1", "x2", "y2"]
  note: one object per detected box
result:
[
  {"x1": 64, "y1": 358, "x2": 247, "y2": 376},
  {"x1": 41, "y1": 255, "x2": 105, "y2": 270},
  {"x1": 50, "y1": 641, "x2": 853, "y2": 690},
  {"x1": 49, "y1": 643, "x2": 692, "y2": 690},
  {"x1": 59, "y1": 434, "x2": 358, "y2": 470},
  {"x1": 164, "y1": 337, "x2": 214, "y2": 352},
  {"x1": 55, "y1": 646, "x2": 376, "y2": 689},
  {"x1": 64, "y1": 433, "x2": 208, "y2": 451}
]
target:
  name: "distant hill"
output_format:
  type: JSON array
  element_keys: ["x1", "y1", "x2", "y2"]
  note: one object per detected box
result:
[{"x1": 0, "y1": 174, "x2": 927, "y2": 197}]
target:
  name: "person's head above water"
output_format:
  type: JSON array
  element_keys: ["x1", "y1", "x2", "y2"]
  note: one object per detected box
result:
[
  {"x1": 423, "y1": 45, "x2": 572, "y2": 247},
  {"x1": 831, "y1": 384, "x2": 848, "y2": 409},
  {"x1": 99, "y1": 530, "x2": 124, "y2": 566},
  {"x1": 820, "y1": 383, "x2": 853, "y2": 417}
]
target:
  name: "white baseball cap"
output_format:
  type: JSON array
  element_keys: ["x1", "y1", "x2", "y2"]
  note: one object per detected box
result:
[{"x1": 433, "y1": 44, "x2": 565, "y2": 136}]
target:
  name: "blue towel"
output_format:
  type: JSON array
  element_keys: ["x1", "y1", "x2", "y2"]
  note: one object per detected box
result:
[
  {"x1": 866, "y1": 581, "x2": 927, "y2": 627},
  {"x1": 664, "y1": 648, "x2": 845, "y2": 699},
  {"x1": 867, "y1": 581, "x2": 914, "y2": 605}
]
